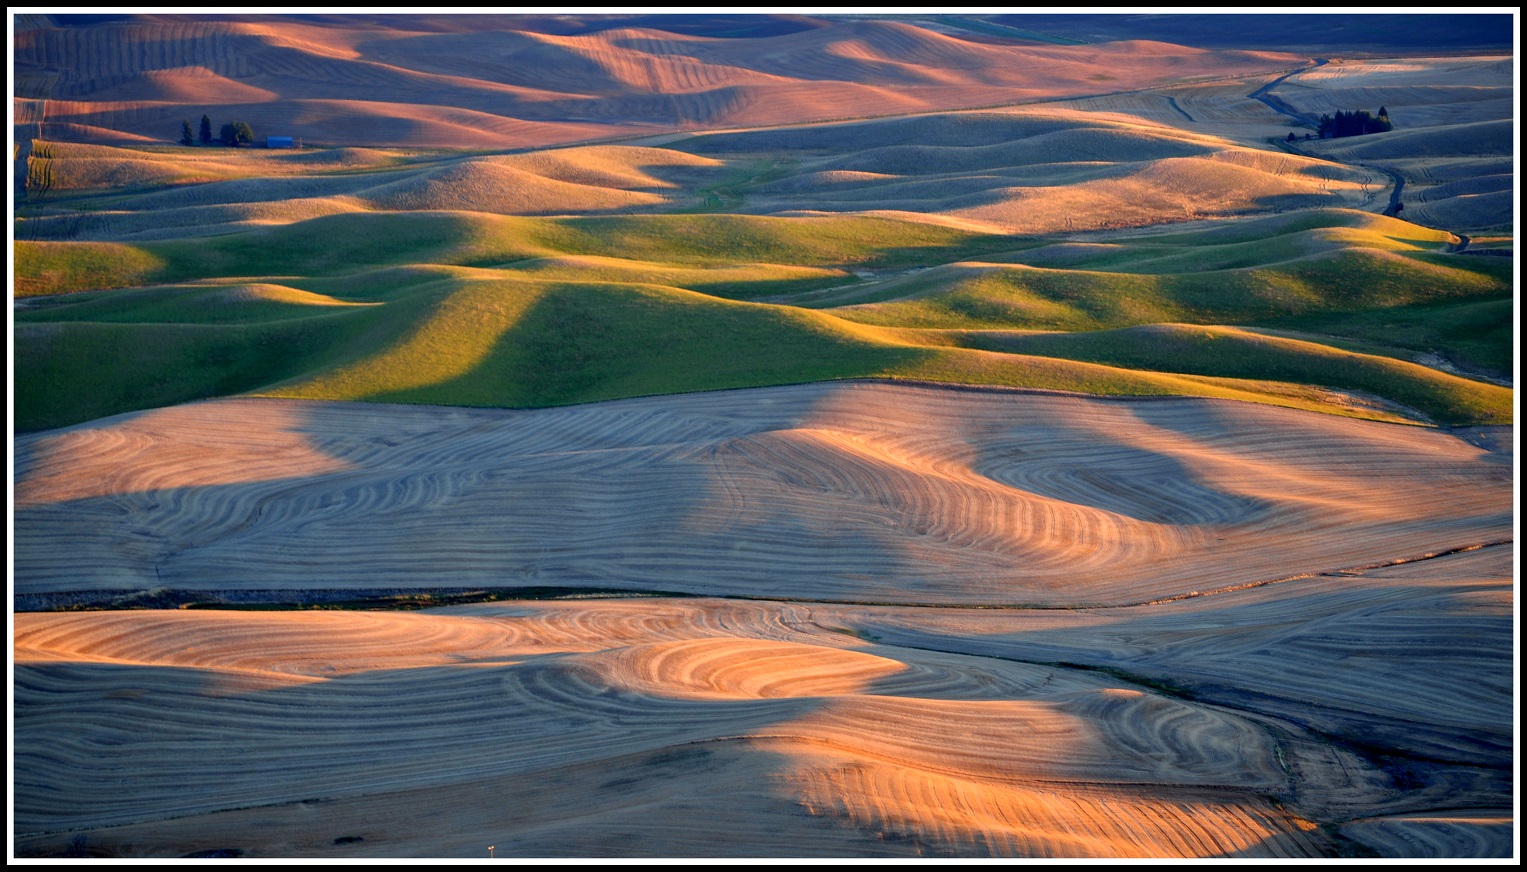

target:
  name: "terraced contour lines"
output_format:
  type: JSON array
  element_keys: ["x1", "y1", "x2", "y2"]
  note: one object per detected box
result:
[{"x1": 13, "y1": 383, "x2": 1511, "y2": 606}]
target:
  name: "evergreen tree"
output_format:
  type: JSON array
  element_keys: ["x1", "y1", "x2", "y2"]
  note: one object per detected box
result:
[
  {"x1": 180, "y1": 119, "x2": 195, "y2": 147},
  {"x1": 199, "y1": 114, "x2": 213, "y2": 146}
]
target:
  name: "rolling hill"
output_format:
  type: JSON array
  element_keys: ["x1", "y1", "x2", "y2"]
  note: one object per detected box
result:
[{"x1": 9, "y1": 14, "x2": 1517, "y2": 860}]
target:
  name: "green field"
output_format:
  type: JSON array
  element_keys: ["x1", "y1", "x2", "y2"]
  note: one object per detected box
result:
[{"x1": 13, "y1": 147, "x2": 1514, "y2": 432}]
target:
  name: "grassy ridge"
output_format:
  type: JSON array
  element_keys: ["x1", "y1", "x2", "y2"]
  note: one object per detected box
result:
[
  {"x1": 266, "y1": 280, "x2": 922, "y2": 407},
  {"x1": 14, "y1": 212, "x2": 1027, "y2": 297},
  {"x1": 935, "y1": 324, "x2": 1512, "y2": 425},
  {"x1": 262, "y1": 278, "x2": 1455, "y2": 424},
  {"x1": 13, "y1": 207, "x2": 1513, "y2": 431},
  {"x1": 497, "y1": 256, "x2": 852, "y2": 301},
  {"x1": 826, "y1": 248, "x2": 1508, "y2": 331},
  {"x1": 1256, "y1": 297, "x2": 1514, "y2": 376},
  {"x1": 823, "y1": 210, "x2": 1505, "y2": 332},
  {"x1": 15, "y1": 313, "x2": 386, "y2": 432},
  {"x1": 14, "y1": 283, "x2": 375, "y2": 324},
  {"x1": 14, "y1": 241, "x2": 166, "y2": 297}
]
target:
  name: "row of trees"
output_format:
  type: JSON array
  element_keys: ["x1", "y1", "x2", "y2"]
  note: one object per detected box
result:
[
  {"x1": 179, "y1": 114, "x2": 253, "y2": 147},
  {"x1": 1316, "y1": 107, "x2": 1392, "y2": 139}
]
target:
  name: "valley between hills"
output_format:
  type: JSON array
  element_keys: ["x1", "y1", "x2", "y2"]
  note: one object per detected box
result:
[{"x1": 10, "y1": 13, "x2": 1516, "y2": 859}]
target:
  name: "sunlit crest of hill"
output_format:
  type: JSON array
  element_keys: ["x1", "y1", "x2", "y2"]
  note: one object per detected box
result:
[
  {"x1": 15, "y1": 16, "x2": 1306, "y2": 147},
  {"x1": 677, "y1": 108, "x2": 1387, "y2": 233}
]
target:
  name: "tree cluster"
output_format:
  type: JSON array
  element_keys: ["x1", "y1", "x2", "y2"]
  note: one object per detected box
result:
[
  {"x1": 1317, "y1": 107, "x2": 1392, "y2": 139},
  {"x1": 178, "y1": 114, "x2": 253, "y2": 146},
  {"x1": 220, "y1": 120, "x2": 255, "y2": 146}
]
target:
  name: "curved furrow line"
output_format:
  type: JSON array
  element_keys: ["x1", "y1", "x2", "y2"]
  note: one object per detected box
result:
[
  {"x1": 1049, "y1": 688, "x2": 1285, "y2": 788},
  {"x1": 969, "y1": 436, "x2": 1272, "y2": 527},
  {"x1": 787, "y1": 759, "x2": 1327, "y2": 858},
  {"x1": 595, "y1": 638, "x2": 907, "y2": 700},
  {"x1": 1186, "y1": 601, "x2": 1515, "y2": 731},
  {"x1": 449, "y1": 600, "x2": 751, "y2": 650},
  {"x1": 17, "y1": 584, "x2": 1501, "y2": 855},
  {"x1": 14, "y1": 385, "x2": 1512, "y2": 605},
  {"x1": 15, "y1": 401, "x2": 357, "y2": 508},
  {"x1": 13, "y1": 609, "x2": 520, "y2": 676},
  {"x1": 146, "y1": 461, "x2": 714, "y2": 587},
  {"x1": 697, "y1": 426, "x2": 1205, "y2": 578},
  {"x1": 1340, "y1": 813, "x2": 1514, "y2": 858},
  {"x1": 14, "y1": 426, "x2": 167, "y2": 506},
  {"x1": 679, "y1": 599, "x2": 820, "y2": 641},
  {"x1": 493, "y1": 653, "x2": 823, "y2": 746},
  {"x1": 789, "y1": 693, "x2": 1283, "y2": 790},
  {"x1": 19, "y1": 656, "x2": 795, "y2": 830},
  {"x1": 18, "y1": 23, "x2": 246, "y2": 91}
]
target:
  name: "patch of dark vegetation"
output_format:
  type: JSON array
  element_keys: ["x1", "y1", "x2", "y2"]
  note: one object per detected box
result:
[
  {"x1": 183, "y1": 848, "x2": 245, "y2": 858},
  {"x1": 332, "y1": 836, "x2": 364, "y2": 846},
  {"x1": 1318, "y1": 109, "x2": 1392, "y2": 139},
  {"x1": 828, "y1": 626, "x2": 884, "y2": 643}
]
